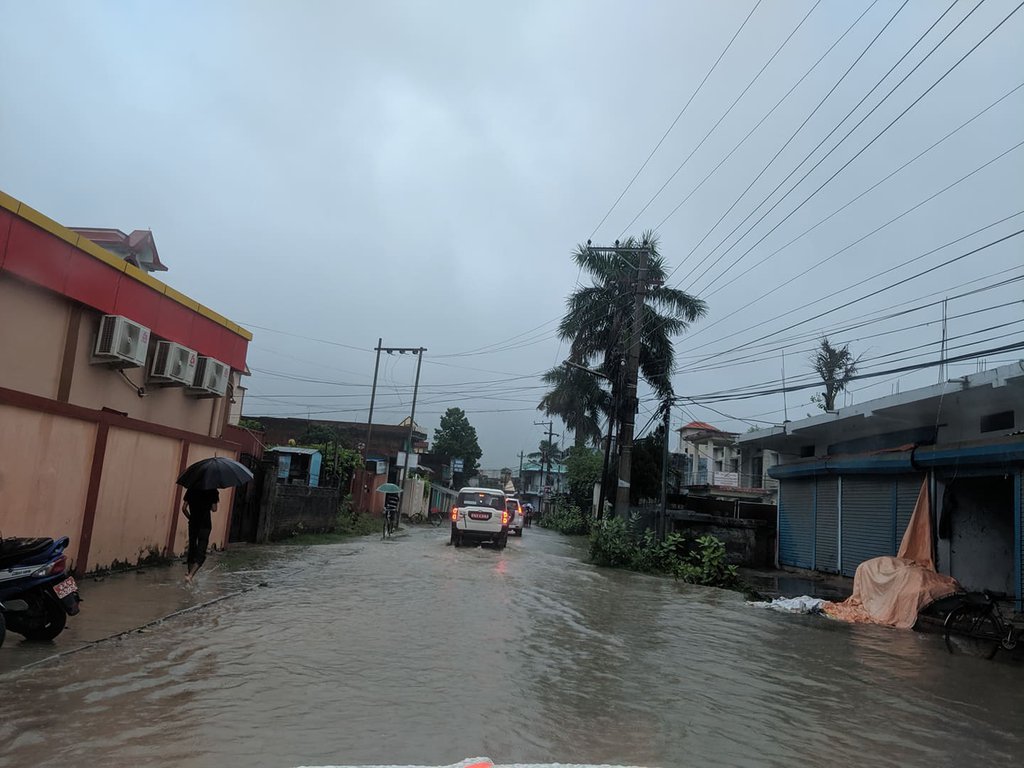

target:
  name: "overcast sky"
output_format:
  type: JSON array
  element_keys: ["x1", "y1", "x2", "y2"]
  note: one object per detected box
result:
[{"x1": 2, "y1": 0, "x2": 1022, "y2": 470}]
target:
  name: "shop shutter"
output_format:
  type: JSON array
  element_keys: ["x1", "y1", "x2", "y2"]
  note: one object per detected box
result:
[
  {"x1": 841, "y1": 476, "x2": 895, "y2": 577},
  {"x1": 815, "y1": 476, "x2": 839, "y2": 573},
  {"x1": 779, "y1": 478, "x2": 815, "y2": 569},
  {"x1": 895, "y1": 474, "x2": 926, "y2": 546},
  {"x1": 1018, "y1": 471, "x2": 1023, "y2": 612}
]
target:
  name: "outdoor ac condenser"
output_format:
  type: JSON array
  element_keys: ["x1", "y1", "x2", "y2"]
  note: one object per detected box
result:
[
  {"x1": 91, "y1": 314, "x2": 151, "y2": 369},
  {"x1": 187, "y1": 356, "x2": 229, "y2": 397},
  {"x1": 150, "y1": 341, "x2": 198, "y2": 386}
]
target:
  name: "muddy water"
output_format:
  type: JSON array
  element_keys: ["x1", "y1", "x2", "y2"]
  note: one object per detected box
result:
[{"x1": 0, "y1": 527, "x2": 1022, "y2": 768}]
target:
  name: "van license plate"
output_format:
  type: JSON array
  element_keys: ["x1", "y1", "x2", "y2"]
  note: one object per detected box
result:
[{"x1": 469, "y1": 512, "x2": 491, "y2": 521}]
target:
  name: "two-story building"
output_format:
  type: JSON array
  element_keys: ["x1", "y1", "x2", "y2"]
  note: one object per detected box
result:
[
  {"x1": 0, "y1": 190, "x2": 251, "y2": 572},
  {"x1": 740, "y1": 363, "x2": 1024, "y2": 610}
]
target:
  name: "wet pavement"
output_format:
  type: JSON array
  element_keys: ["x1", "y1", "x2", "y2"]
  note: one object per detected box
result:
[{"x1": 1, "y1": 526, "x2": 1022, "y2": 768}]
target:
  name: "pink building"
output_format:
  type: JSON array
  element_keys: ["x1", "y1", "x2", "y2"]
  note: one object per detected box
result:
[{"x1": 0, "y1": 190, "x2": 251, "y2": 572}]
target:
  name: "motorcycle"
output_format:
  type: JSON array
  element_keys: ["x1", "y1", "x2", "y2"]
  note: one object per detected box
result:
[
  {"x1": 0, "y1": 598, "x2": 29, "y2": 648},
  {"x1": 0, "y1": 536, "x2": 81, "y2": 642}
]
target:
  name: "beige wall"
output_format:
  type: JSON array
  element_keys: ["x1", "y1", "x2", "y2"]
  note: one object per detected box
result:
[
  {"x1": 70, "y1": 312, "x2": 223, "y2": 437},
  {"x1": 0, "y1": 404, "x2": 96, "y2": 566},
  {"x1": 88, "y1": 427, "x2": 182, "y2": 571},
  {"x1": 0, "y1": 274, "x2": 67, "y2": 399}
]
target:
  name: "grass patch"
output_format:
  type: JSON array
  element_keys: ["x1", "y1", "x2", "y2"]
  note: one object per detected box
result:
[{"x1": 278, "y1": 512, "x2": 381, "y2": 545}]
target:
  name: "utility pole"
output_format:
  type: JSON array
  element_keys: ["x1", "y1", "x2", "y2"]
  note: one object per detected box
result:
[
  {"x1": 365, "y1": 343, "x2": 425, "y2": 514},
  {"x1": 533, "y1": 420, "x2": 558, "y2": 514},
  {"x1": 615, "y1": 243, "x2": 649, "y2": 517},
  {"x1": 659, "y1": 401, "x2": 671, "y2": 541},
  {"x1": 362, "y1": 338, "x2": 383, "y2": 512},
  {"x1": 399, "y1": 348, "x2": 426, "y2": 512},
  {"x1": 581, "y1": 240, "x2": 655, "y2": 517},
  {"x1": 517, "y1": 450, "x2": 525, "y2": 494}
]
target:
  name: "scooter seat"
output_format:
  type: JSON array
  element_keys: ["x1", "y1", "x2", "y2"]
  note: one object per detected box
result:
[{"x1": 0, "y1": 537, "x2": 55, "y2": 569}]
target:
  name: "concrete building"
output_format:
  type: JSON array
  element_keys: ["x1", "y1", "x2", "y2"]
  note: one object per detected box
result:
[
  {"x1": 740, "y1": 363, "x2": 1024, "y2": 609},
  {"x1": 0, "y1": 190, "x2": 251, "y2": 572}
]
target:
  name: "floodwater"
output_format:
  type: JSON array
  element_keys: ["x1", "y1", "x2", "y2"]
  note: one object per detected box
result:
[{"x1": 1, "y1": 526, "x2": 1022, "y2": 768}]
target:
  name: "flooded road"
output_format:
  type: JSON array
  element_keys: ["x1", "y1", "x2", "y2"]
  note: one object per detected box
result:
[{"x1": 1, "y1": 526, "x2": 1022, "y2": 767}]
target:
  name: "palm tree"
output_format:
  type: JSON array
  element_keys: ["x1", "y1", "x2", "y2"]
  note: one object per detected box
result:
[
  {"x1": 537, "y1": 364, "x2": 611, "y2": 449},
  {"x1": 558, "y1": 232, "x2": 707, "y2": 405},
  {"x1": 811, "y1": 337, "x2": 860, "y2": 411}
]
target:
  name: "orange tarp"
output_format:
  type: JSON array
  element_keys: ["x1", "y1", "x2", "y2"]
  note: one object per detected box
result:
[{"x1": 823, "y1": 480, "x2": 962, "y2": 629}]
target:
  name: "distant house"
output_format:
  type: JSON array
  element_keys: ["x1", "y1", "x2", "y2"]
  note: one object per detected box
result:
[
  {"x1": 675, "y1": 421, "x2": 775, "y2": 504},
  {"x1": 740, "y1": 363, "x2": 1024, "y2": 610},
  {"x1": 69, "y1": 227, "x2": 168, "y2": 273}
]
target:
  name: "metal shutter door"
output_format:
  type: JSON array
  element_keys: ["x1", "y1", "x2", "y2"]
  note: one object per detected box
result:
[
  {"x1": 895, "y1": 474, "x2": 926, "y2": 547},
  {"x1": 779, "y1": 478, "x2": 815, "y2": 569},
  {"x1": 1018, "y1": 471, "x2": 1023, "y2": 612},
  {"x1": 815, "y1": 477, "x2": 839, "y2": 573},
  {"x1": 841, "y1": 476, "x2": 895, "y2": 577}
]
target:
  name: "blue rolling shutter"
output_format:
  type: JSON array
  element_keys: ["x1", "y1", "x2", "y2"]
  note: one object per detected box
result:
[
  {"x1": 815, "y1": 477, "x2": 839, "y2": 573},
  {"x1": 1016, "y1": 471, "x2": 1022, "y2": 613},
  {"x1": 841, "y1": 476, "x2": 896, "y2": 577},
  {"x1": 779, "y1": 478, "x2": 814, "y2": 569},
  {"x1": 895, "y1": 474, "x2": 926, "y2": 546}
]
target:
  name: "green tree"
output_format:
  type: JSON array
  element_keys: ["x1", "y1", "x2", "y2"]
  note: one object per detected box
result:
[
  {"x1": 432, "y1": 407, "x2": 482, "y2": 487},
  {"x1": 239, "y1": 418, "x2": 265, "y2": 432},
  {"x1": 810, "y1": 337, "x2": 860, "y2": 411},
  {"x1": 564, "y1": 446, "x2": 603, "y2": 511},
  {"x1": 528, "y1": 439, "x2": 564, "y2": 466},
  {"x1": 558, "y1": 233, "x2": 707, "y2": 406},
  {"x1": 537, "y1": 364, "x2": 611, "y2": 449},
  {"x1": 299, "y1": 423, "x2": 339, "y2": 446}
]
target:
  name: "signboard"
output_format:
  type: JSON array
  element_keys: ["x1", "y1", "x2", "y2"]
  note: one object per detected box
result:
[
  {"x1": 452, "y1": 458, "x2": 464, "y2": 473},
  {"x1": 277, "y1": 454, "x2": 291, "y2": 480},
  {"x1": 396, "y1": 452, "x2": 419, "y2": 470}
]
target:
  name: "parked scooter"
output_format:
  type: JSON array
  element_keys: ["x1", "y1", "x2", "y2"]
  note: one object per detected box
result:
[
  {"x1": 0, "y1": 599, "x2": 29, "y2": 648},
  {"x1": 0, "y1": 536, "x2": 80, "y2": 642}
]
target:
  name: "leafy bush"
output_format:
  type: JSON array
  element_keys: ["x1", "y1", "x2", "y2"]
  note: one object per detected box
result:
[
  {"x1": 539, "y1": 502, "x2": 590, "y2": 535},
  {"x1": 589, "y1": 515, "x2": 739, "y2": 589}
]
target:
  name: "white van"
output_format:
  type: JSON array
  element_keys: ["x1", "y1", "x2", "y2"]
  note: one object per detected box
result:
[{"x1": 451, "y1": 487, "x2": 509, "y2": 549}]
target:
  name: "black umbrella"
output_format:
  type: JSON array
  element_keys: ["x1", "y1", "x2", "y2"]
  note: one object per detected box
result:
[{"x1": 176, "y1": 456, "x2": 254, "y2": 490}]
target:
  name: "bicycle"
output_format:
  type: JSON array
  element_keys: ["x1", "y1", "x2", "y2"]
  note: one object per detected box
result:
[
  {"x1": 382, "y1": 508, "x2": 397, "y2": 539},
  {"x1": 943, "y1": 591, "x2": 1021, "y2": 659}
]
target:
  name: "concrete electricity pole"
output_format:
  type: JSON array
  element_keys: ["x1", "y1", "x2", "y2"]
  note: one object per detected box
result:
[
  {"x1": 364, "y1": 343, "x2": 426, "y2": 513},
  {"x1": 533, "y1": 420, "x2": 558, "y2": 512},
  {"x1": 361, "y1": 338, "x2": 384, "y2": 512},
  {"x1": 583, "y1": 240, "x2": 655, "y2": 517}
]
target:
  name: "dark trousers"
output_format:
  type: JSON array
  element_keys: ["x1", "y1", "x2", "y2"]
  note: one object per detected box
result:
[{"x1": 188, "y1": 524, "x2": 212, "y2": 568}]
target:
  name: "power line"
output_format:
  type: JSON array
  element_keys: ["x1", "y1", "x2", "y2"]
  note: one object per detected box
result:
[
  {"x1": 617, "y1": 0, "x2": 822, "y2": 237},
  {"x1": 673, "y1": 214, "x2": 1024, "y2": 368},
  {"x1": 688, "y1": 0, "x2": 1017, "y2": 298},
  {"x1": 634, "y1": 0, "x2": 880, "y2": 245},
  {"x1": 587, "y1": 0, "x2": 763, "y2": 241},
  {"x1": 665, "y1": 0, "x2": 919, "y2": 282}
]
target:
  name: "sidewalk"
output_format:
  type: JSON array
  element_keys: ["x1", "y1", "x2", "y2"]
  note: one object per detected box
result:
[
  {"x1": 0, "y1": 544, "x2": 295, "y2": 674},
  {"x1": 740, "y1": 566, "x2": 853, "y2": 601}
]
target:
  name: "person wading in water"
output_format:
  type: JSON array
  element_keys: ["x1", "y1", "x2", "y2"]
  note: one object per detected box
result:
[{"x1": 182, "y1": 486, "x2": 219, "y2": 583}]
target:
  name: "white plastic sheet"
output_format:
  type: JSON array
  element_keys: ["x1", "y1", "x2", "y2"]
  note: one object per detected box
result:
[{"x1": 747, "y1": 595, "x2": 827, "y2": 614}]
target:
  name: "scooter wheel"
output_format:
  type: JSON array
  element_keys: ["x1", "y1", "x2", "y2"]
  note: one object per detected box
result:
[{"x1": 14, "y1": 593, "x2": 67, "y2": 642}]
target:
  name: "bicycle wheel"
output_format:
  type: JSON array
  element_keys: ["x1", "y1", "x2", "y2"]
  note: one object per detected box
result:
[{"x1": 944, "y1": 605, "x2": 1000, "y2": 659}]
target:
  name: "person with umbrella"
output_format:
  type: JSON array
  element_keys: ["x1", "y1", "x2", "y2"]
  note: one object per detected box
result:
[{"x1": 177, "y1": 457, "x2": 253, "y2": 583}]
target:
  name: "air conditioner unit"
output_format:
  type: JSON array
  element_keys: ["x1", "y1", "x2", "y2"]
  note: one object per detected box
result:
[
  {"x1": 91, "y1": 315, "x2": 151, "y2": 368},
  {"x1": 187, "y1": 356, "x2": 229, "y2": 397},
  {"x1": 150, "y1": 341, "x2": 198, "y2": 386}
]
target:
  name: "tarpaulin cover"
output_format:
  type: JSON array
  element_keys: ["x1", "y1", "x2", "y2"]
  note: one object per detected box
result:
[{"x1": 823, "y1": 480, "x2": 962, "y2": 629}]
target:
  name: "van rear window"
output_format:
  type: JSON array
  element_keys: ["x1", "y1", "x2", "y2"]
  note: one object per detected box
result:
[{"x1": 457, "y1": 491, "x2": 504, "y2": 509}]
